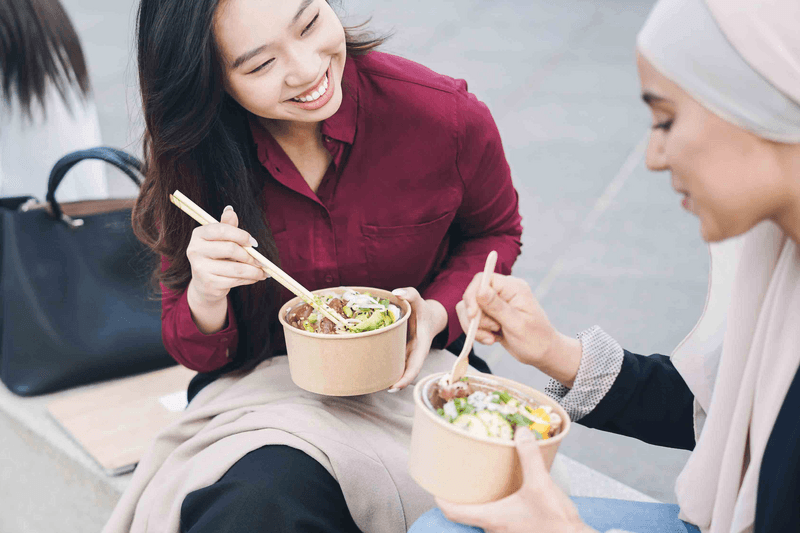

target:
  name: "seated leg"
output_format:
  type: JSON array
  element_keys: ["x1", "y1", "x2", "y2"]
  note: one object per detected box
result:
[
  {"x1": 409, "y1": 498, "x2": 702, "y2": 533},
  {"x1": 408, "y1": 508, "x2": 481, "y2": 533},
  {"x1": 180, "y1": 445, "x2": 361, "y2": 533}
]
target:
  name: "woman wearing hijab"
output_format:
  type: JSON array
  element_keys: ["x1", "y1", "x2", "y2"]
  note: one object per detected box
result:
[{"x1": 410, "y1": 0, "x2": 800, "y2": 531}]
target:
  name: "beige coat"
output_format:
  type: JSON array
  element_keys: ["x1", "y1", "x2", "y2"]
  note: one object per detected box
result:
[{"x1": 102, "y1": 349, "x2": 462, "y2": 533}]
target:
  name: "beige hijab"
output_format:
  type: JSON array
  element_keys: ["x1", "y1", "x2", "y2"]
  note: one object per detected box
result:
[
  {"x1": 671, "y1": 224, "x2": 800, "y2": 533},
  {"x1": 638, "y1": 1, "x2": 800, "y2": 532}
]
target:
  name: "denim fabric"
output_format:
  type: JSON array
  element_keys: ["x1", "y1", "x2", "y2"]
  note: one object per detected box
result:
[{"x1": 408, "y1": 498, "x2": 702, "y2": 533}]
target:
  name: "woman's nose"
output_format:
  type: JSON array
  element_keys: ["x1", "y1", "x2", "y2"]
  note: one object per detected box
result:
[
  {"x1": 645, "y1": 133, "x2": 668, "y2": 172},
  {"x1": 284, "y1": 46, "x2": 322, "y2": 88}
]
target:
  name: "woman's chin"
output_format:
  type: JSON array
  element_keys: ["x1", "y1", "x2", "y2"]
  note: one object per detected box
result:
[
  {"x1": 698, "y1": 214, "x2": 725, "y2": 243},
  {"x1": 699, "y1": 216, "x2": 751, "y2": 243},
  {"x1": 699, "y1": 224, "x2": 724, "y2": 243}
]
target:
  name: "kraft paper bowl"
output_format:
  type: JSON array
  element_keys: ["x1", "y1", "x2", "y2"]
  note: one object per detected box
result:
[
  {"x1": 408, "y1": 372, "x2": 571, "y2": 504},
  {"x1": 278, "y1": 286, "x2": 412, "y2": 396}
]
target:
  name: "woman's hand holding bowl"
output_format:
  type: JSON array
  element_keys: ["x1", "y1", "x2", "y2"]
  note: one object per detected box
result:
[
  {"x1": 185, "y1": 205, "x2": 269, "y2": 334},
  {"x1": 455, "y1": 274, "x2": 582, "y2": 388},
  {"x1": 389, "y1": 287, "x2": 448, "y2": 392},
  {"x1": 437, "y1": 428, "x2": 595, "y2": 533}
]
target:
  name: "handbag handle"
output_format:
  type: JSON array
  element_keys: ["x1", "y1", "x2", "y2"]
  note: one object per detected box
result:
[{"x1": 46, "y1": 147, "x2": 145, "y2": 223}]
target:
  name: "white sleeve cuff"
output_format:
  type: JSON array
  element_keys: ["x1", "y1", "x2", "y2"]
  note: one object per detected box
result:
[{"x1": 544, "y1": 326, "x2": 624, "y2": 422}]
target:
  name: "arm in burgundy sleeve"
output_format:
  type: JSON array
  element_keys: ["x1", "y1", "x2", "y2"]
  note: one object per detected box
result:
[
  {"x1": 160, "y1": 257, "x2": 238, "y2": 372},
  {"x1": 421, "y1": 83, "x2": 523, "y2": 347}
]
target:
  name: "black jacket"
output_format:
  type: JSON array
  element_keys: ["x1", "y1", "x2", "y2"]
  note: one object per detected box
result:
[{"x1": 580, "y1": 350, "x2": 800, "y2": 532}]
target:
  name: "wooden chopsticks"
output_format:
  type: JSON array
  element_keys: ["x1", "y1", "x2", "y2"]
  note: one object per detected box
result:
[
  {"x1": 169, "y1": 190, "x2": 350, "y2": 330},
  {"x1": 445, "y1": 250, "x2": 498, "y2": 385}
]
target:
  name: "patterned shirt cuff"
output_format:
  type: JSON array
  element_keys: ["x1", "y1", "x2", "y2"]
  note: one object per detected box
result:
[{"x1": 544, "y1": 326, "x2": 624, "y2": 422}]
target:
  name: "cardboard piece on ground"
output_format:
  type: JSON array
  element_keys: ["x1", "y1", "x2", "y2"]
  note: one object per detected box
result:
[{"x1": 47, "y1": 365, "x2": 195, "y2": 476}]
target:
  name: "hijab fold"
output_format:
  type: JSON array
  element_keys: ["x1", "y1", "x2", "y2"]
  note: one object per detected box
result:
[{"x1": 671, "y1": 223, "x2": 800, "y2": 533}]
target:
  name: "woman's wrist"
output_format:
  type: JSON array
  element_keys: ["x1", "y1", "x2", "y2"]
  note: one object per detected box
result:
[
  {"x1": 538, "y1": 331, "x2": 583, "y2": 389},
  {"x1": 427, "y1": 298, "x2": 449, "y2": 336},
  {"x1": 186, "y1": 281, "x2": 229, "y2": 335}
]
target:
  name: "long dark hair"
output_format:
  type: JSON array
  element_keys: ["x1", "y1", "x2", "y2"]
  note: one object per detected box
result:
[
  {"x1": 0, "y1": 0, "x2": 90, "y2": 118},
  {"x1": 133, "y1": 0, "x2": 385, "y2": 367}
]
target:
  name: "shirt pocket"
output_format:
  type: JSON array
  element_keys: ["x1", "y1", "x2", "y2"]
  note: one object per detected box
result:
[{"x1": 361, "y1": 211, "x2": 455, "y2": 291}]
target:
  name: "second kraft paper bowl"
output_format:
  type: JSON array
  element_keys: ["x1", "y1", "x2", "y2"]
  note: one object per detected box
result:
[
  {"x1": 277, "y1": 286, "x2": 412, "y2": 396},
  {"x1": 408, "y1": 372, "x2": 571, "y2": 504}
]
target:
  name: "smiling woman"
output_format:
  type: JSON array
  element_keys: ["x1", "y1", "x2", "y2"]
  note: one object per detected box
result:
[
  {"x1": 217, "y1": 0, "x2": 346, "y2": 120},
  {"x1": 132, "y1": 0, "x2": 387, "y2": 373},
  {"x1": 113, "y1": 0, "x2": 523, "y2": 531}
]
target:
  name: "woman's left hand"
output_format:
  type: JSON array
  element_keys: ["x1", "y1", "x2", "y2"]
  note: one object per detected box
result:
[
  {"x1": 389, "y1": 287, "x2": 448, "y2": 392},
  {"x1": 437, "y1": 428, "x2": 596, "y2": 533}
]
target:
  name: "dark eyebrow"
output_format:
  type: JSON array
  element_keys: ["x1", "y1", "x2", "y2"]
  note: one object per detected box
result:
[
  {"x1": 231, "y1": 0, "x2": 314, "y2": 71},
  {"x1": 232, "y1": 45, "x2": 268, "y2": 70},
  {"x1": 641, "y1": 92, "x2": 671, "y2": 105}
]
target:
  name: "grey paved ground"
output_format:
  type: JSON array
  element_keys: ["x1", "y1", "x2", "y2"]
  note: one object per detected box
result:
[{"x1": 60, "y1": 0, "x2": 705, "y2": 503}]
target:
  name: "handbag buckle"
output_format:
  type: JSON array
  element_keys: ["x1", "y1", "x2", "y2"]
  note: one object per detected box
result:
[
  {"x1": 19, "y1": 198, "x2": 39, "y2": 212},
  {"x1": 60, "y1": 212, "x2": 85, "y2": 228}
]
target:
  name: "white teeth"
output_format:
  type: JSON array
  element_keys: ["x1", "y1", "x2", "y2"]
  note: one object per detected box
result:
[{"x1": 291, "y1": 73, "x2": 329, "y2": 104}]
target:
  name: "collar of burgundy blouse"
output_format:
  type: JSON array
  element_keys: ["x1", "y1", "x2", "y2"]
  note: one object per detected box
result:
[{"x1": 248, "y1": 55, "x2": 359, "y2": 165}]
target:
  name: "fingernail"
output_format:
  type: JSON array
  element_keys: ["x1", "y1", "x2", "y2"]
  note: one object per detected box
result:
[
  {"x1": 224, "y1": 205, "x2": 233, "y2": 213},
  {"x1": 249, "y1": 236, "x2": 258, "y2": 247},
  {"x1": 387, "y1": 387, "x2": 399, "y2": 393},
  {"x1": 391, "y1": 289, "x2": 407, "y2": 298}
]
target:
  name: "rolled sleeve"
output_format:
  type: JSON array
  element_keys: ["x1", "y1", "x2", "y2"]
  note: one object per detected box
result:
[
  {"x1": 421, "y1": 82, "x2": 523, "y2": 347},
  {"x1": 545, "y1": 326, "x2": 624, "y2": 422}
]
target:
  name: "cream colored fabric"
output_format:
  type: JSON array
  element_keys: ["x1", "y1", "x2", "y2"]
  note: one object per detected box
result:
[
  {"x1": 671, "y1": 222, "x2": 800, "y2": 533},
  {"x1": 706, "y1": 0, "x2": 800, "y2": 107},
  {"x1": 102, "y1": 350, "x2": 464, "y2": 533},
  {"x1": 637, "y1": 0, "x2": 800, "y2": 143}
]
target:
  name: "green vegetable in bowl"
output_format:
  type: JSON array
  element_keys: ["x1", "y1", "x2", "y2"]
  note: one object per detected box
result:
[
  {"x1": 349, "y1": 310, "x2": 386, "y2": 333},
  {"x1": 435, "y1": 386, "x2": 563, "y2": 442},
  {"x1": 286, "y1": 289, "x2": 403, "y2": 335}
]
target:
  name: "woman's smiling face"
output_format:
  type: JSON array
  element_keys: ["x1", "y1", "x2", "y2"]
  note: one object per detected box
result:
[
  {"x1": 637, "y1": 52, "x2": 793, "y2": 243},
  {"x1": 215, "y1": 0, "x2": 346, "y2": 124}
]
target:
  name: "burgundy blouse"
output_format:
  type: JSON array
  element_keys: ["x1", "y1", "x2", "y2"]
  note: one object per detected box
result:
[{"x1": 161, "y1": 52, "x2": 523, "y2": 372}]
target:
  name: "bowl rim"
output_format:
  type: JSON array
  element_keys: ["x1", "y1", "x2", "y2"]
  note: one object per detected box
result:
[
  {"x1": 413, "y1": 372, "x2": 571, "y2": 448},
  {"x1": 277, "y1": 286, "x2": 412, "y2": 340}
]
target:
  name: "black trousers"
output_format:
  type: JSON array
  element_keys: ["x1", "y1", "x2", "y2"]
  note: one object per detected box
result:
[
  {"x1": 181, "y1": 336, "x2": 490, "y2": 532},
  {"x1": 180, "y1": 445, "x2": 361, "y2": 533}
]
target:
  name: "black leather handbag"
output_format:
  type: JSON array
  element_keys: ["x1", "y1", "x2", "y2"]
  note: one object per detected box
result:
[{"x1": 0, "y1": 147, "x2": 173, "y2": 396}]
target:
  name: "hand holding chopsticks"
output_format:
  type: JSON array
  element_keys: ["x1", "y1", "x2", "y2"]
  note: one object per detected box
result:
[{"x1": 169, "y1": 190, "x2": 349, "y2": 330}]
